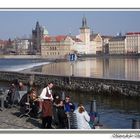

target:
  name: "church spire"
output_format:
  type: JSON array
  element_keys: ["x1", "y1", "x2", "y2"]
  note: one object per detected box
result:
[
  {"x1": 79, "y1": 15, "x2": 90, "y2": 45},
  {"x1": 81, "y1": 16, "x2": 89, "y2": 29},
  {"x1": 36, "y1": 21, "x2": 40, "y2": 30}
]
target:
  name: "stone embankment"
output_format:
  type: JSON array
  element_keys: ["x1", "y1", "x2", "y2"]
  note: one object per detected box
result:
[
  {"x1": 0, "y1": 71, "x2": 140, "y2": 97},
  {"x1": 0, "y1": 55, "x2": 41, "y2": 59}
]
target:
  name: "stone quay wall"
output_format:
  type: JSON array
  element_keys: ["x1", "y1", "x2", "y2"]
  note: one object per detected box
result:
[{"x1": 0, "y1": 71, "x2": 140, "y2": 97}]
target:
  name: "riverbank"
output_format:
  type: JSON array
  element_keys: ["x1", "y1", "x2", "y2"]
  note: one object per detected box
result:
[
  {"x1": 1, "y1": 54, "x2": 140, "y2": 60},
  {"x1": 78, "y1": 53, "x2": 140, "y2": 59},
  {"x1": 0, "y1": 55, "x2": 41, "y2": 59},
  {"x1": 0, "y1": 71, "x2": 139, "y2": 97},
  {"x1": 0, "y1": 55, "x2": 65, "y2": 62}
]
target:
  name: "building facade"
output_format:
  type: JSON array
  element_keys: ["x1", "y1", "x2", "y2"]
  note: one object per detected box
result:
[
  {"x1": 70, "y1": 36, "x2": 85, "y2": 54},
  {"x1": 126, "y1": 32, "x2": 140, "y2": 54},
  {"x1": 13, "y1": 38, "x2": 32, "y2": 55},
  {"x1": 2, "y1": 39, "x2": 14, "y2": 54},
  {"x1": 41, "y1": 35, "x2": 73, "y2": 59},
  {"x1": 0, "y1": 40, "x2": 7, "y2": 54},
  {"x1": 102, "y1": 35, "x2": 113, "y2": 54},
  {"x1": 109, "y1": 36, "x2": 126, "y2": 55},
  {"x1": 40, "y1": 16, "x2": 103, "y2": 58},
  {"x1": 90, "y1": 33, "x2": 102, "y2": 54}
]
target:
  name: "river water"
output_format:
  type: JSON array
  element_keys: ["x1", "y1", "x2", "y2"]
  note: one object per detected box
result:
[
  {"x1": 64, "y1": 91, "x2": 140, "y2": 129},
  {"x1": 30, "y1": 57, "x2": 140, "y2": 81},
  {"x1": 0, "y1": 57, "x2": 140, "y2": 129}
]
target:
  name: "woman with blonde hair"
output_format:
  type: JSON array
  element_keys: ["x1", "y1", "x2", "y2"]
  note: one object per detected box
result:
[{"x1": 74, "y1": 104, "x2": 91, "y2": 129}]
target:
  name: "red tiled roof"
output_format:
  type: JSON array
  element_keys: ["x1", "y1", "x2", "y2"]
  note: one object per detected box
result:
[
  {"x1": 0, "y1": 40, "x2": 9, "y2": 45},
  {"x1": 55, "y1": 35, "x2": 67, "y2": 42},
  {"x1": 44, "y1": 36, "x2": 51, "y2": 42},
  {"x1": 43, "y1": 35, "x2": 67, "y2": 42},
  {"x1": 126, "y1": 32, "x2": 140, "y2": 35}
]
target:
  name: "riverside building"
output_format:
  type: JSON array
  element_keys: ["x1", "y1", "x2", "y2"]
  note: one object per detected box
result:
[
  {"x1": 41, "y1": 35, "x2": 73, "y2": 59},
  {"x1": 109, "y1": 35, "x2": 126, "y2": 55},
  {"x1": 109, "y1": 32, "x2": 140, "y2": 55},
  {"x1": 13, "y1": 38, "x2": 32, "y2": 55},
  {"x1": 71, "y1": 16, "x2": 102, "y2": 55},
  {"x1": 41, "y1": 16, "x2": 103, "y2": 58},
  {"x1": 102, "y1": 35, "x2": 113, "y2": 54},
  {"x1": 126, "y1": 32, "x2": 140, "y2": 54}
]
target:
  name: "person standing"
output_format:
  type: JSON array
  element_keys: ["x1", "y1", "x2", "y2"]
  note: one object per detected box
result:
[
  {"x1": 40, "y1": 82, "x2": 54, "y2": 129},
  {"x1": 74, "y1": 104, "x2": 91, "y2": 129},
  {"x1": 63, "y1": 96, "x2": 75, "y2": 128},
  {"x1": 57, "y1": 100, "x2": 67, "y2": 128},
  {"x1": 64, "y1": 96, "x2": 75, "y2": 113}
]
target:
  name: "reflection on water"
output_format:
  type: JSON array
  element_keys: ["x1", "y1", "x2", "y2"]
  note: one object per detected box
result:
[
  {"x1": 65, "y1": 91, "x2": 140, "y2": 129},
  {"x1": 32, "y1": 58, "x2": 140, "y2": 81}
]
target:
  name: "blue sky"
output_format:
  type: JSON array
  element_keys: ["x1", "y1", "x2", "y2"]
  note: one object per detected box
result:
[{"x1": 0, "y1": 10, "x2": 140, "y2": 39}]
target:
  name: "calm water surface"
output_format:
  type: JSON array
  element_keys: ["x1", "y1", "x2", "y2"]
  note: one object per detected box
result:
[
  {"x1": 31, "y1": 58, "x2": 140, "y2": 81},
  {"x1": 65, "y1": 91, "x2": 140, "y2": 129}
]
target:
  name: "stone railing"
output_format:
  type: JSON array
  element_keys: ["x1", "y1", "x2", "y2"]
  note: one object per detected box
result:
[{"x1": 0, "y1": 71, "x2": 140, "y2": 97}]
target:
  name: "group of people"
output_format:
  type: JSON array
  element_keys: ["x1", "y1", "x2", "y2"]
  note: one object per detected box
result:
[
  {"x1": 7, "y1": 80, "x2": 27, "y2": 106},
  {"x1": 7, "y1": 80, "x2": 92, "y2": 129},
  {"x1": 40, "y1": 82, "x2": 76, "y2": 129},
  {"x1": 40, "y1": 82, "x2": 91, "y2": 129}
]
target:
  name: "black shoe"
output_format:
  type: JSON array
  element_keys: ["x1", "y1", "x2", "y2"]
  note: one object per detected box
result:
[{"x1": 46, "y1": 126, "x2": 53, "y2": 129}]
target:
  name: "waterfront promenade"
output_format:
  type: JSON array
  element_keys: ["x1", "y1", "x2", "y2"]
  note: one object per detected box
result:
[
  {"x1": 0, "y1": 107, "x2": 108, "y2": 129},
  {"x1": 0, "y1": 107, "x2": 41, "y2": 129}
]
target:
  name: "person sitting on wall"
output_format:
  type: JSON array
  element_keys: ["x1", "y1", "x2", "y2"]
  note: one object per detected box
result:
[
  {"x1": 12, "y1": 81, "x2": 27, "y2": 105},
  {"x1": 28, "y1": 88, "x2": 39, "y2": 117},
  {"x1": 7, "y1": 83, "x2": 16, "y2": 106},
  {"x1": 19, "y1": 88, "x2": 39, "y2": 118},
  {"x1": 7, "y1": 79, "x2": 20, "y2": 106},
  {"x1": 19, "y1": 82, "x2": 27, "y2": 91}
]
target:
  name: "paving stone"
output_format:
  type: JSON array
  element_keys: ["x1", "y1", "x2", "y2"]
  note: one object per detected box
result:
[{"x1": 0, "y1": 107, "x2": 41, "y2": 129}]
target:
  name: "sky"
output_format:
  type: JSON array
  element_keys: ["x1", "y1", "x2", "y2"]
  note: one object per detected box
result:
[{"x1": 0, "y1": 10, "x2": 140, "y2": 39}]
